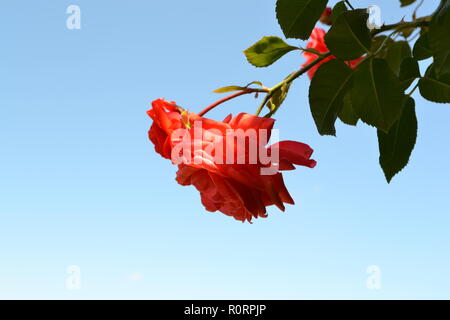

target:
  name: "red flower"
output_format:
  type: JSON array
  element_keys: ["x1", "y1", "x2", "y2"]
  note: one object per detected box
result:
[
  {"x1": 147, "y1": 99, "x2": 316, "y2": 222},
  {"x1": 147, "y1": 99, "x2": 184, "y2": 159},
  {"x1": 302, "y1": 28, "x2": 365, "y2": 79}
]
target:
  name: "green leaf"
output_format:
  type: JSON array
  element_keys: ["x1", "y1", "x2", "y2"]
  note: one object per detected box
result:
[
  {"x1": 382, "y1": 41, "x2": 412, "y2": 75},
  {"x1": 267, "y1": 82, "x2": 291, "y2": 111},
  {"x1": 213, "y1": 86, "x2": 248, "y2": 93},
  {"x1": 246, "y1": 81, "x2": 264, "y2": 88},
  {"x1": 309, "y1": 60, "x2": 354, "y2": 135},
  {"x1": 338, "y1": 92, "x2": 359, "y2": 126},
  {"x1": 331, "y1": 1, "x2": 347, "y2": 23},
  {"x1": 276, "y1": 0, "x2": 329, "y2": 40},
  {"x1": 419, "y1": 64, "x2": 450, "y2": 103},
  {"x1": 400, "y1": 0, "x2": 417, "y2": 7},
  {"x1": 350, "y1": 58, "x2": 405, "y2": 132},
  {"x1": 213, "y1": 81, "x2": 264, "y2": 93},
  {"x1": 244, "y1": 36, "x2": 299, "y2": 68},
  {"x1": 378, "y1": 97, "x2": 417, "y2": 183},
  {"x1": 399, "y1": 57, "x2": 420, "y2": 89},
  {"x1": 413, "y1": 32, "x2": 432, "y2": 60},
  {"x1": 325, "y1": 9, "x2": 371, "y2": 60},
  {"x1": 429, "y1": 0, "x2": 450, "y2": 75},
  {"x1": 373, "y1": 40, "x2": 411, "y2": 74},
  {"x1": 371, "y1": 36, "x2": 394, "y2": 54}
]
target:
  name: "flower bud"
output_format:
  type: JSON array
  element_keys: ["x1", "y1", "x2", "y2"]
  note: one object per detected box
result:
[{"x1": 319, "y1": 7, "x2": 332, "y2": 26}]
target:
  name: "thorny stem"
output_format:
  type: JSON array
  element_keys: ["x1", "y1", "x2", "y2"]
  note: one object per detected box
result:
[
  {"x1": 200, "y1": 16, "x2": 430, "y2": 119},
  {"x1": 372, "y1": 19, "x2": 429, "y2": 36}
]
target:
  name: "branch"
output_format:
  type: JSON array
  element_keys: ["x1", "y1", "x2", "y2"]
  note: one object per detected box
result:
[
  {"x1": 255, "y1": 52, "x2": 333, "y2": 116},
  {"x1": 372, "y1": 19, "x2": 429, "y2": 36},
  {"x1": 345, "y1": 0, "x2": 354, "y2": 10}
]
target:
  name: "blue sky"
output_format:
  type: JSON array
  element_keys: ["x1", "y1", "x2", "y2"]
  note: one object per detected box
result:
[{"x1": 1, "y1": 0, "x2": 449, "y2": 299}]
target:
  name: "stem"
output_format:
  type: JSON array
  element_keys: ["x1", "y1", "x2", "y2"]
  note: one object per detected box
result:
[
  {"x1": 198, "y1": 89, "x2": 264, "y2": 117},
  {"x1": 301, "y1": 47, "x2": 327, "y2": 56},
  {"x1": 372, "y1": 19, "x2": 429, "y2": 36},
  {"x1": 255, "y1": 94, "x2": 272, "y2": 117},
  {"x1": 282, "y1": 52, "x2": 332, "y2": 86},
  {"x1": 407, "y1": 81, "x2": 420, "y2": 97},
  {"x1": 255, "y1": 52, "x2": 332, "y2": 116},
  {"x1": 345, "y1": 0, "x2": 354, "y2": 10},
  {"x1": 413, "y1": 0, "x2": 425, "y2": 18}
]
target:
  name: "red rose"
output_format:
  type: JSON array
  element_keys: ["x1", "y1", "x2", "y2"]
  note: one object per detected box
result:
[
  {"x1": 146, "y1": 99, "x2": 183, "y2": 159},
  {"x1": 302, "y1": 28, "x2": 365, "y2": 79},
  {"x1": 147, "y1": 101, "x2": 316, "y2": 222}
]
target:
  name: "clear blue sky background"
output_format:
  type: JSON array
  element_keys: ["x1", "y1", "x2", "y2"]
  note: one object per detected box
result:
[{"x1": 2, "y1": 0, "x2": 449, "y2": 299}]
